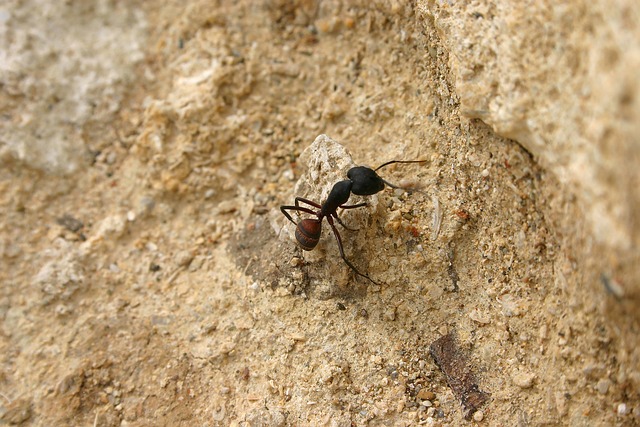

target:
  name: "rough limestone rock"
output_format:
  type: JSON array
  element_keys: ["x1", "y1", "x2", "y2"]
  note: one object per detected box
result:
[{"x1": 419, "y1": 0, "x2": 640, "y2": 298}]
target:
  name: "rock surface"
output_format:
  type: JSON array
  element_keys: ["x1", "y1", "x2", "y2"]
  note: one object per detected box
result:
[
  {"x1": 421, "y1": 0, "x2": 640, "y2": 295},
  {"x1": 0, "y1": 1, "x2": 638, "y2": 425}
]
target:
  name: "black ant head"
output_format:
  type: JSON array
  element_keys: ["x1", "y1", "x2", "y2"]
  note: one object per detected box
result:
[
  {"x1": 295, "y1": 218, "x2": 322, "y2": 251},
  {"x1": 347, "y1": 166, "x2": 385, "y2": 196}
]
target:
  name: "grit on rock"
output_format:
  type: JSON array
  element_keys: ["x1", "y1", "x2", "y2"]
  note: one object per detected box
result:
[{"x1": 1, "y1": 1, "x2": 639, "y2": 425}]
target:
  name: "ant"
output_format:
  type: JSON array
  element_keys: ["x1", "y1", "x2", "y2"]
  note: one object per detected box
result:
[{"x1": 280, "y1": 159, "x2": 426, "y2": 285}]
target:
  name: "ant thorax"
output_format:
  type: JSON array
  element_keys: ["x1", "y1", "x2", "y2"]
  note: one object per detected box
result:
[{"x1": 320, "y1": 180, "x2": 353, "y2": 217}]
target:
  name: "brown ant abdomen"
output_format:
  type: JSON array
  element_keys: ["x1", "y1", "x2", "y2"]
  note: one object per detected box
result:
[{"x1": 295, "y1": 219, "x2": 322, "y2": 251}]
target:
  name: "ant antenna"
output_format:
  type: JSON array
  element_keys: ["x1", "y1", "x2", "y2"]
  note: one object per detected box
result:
[
  {"x1": 374, "y1": 159, "x2": 428, "y2": 171},
  {"x1": 374, "y1": 159, "x2": 428, "y2": 192}
]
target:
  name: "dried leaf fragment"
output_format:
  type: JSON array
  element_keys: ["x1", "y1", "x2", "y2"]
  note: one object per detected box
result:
[{"x1": 430, "y1": 332, "x2": 489, "y2": 419}]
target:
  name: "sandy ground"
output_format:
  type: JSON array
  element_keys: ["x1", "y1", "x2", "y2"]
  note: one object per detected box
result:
[{"x1": 1, "y1": 1, "x2": 638, "y2": 426}]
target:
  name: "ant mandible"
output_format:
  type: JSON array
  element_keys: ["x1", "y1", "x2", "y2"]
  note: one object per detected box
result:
[{"x1": 280, "y1": 160, "x2": 425, "y2": 285}]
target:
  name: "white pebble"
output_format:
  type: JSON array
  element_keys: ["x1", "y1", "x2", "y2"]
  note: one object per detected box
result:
[
  {"x1": 617, "y1": 403, "x2": 629, "y2": 415},
  {"x1": 473, "y1": 410, "x2": 484, "y2": 421},
  {"x1": 498, "y1": 293, "x2": 520, "y2": 317},
  {"x1": 283, "y1": 169, "x2": 294, "y2": 180}
]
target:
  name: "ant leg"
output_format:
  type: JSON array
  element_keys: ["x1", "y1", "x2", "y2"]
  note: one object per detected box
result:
[
  {"x1": 334, "y1": 214, "x2": 357, "y2": 231},
  {"x1": 280, "y1": 205, "x2": 316, "y2": 225},
  {"x1": 295, "y1": 197, "x2": 322, "y2": 210},
  {"x1": 335, "y1": 202, "x2": 367, "y2": 230},
  {"x1": 340, "y1": 203, "x2": 367, "y2": 209},
  {"x1": 326, "y1": 217, "x2": 380, "y2": 286}
]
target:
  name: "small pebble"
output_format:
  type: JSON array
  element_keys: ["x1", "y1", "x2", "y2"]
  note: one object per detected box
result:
[
  {"x1": 139, "y1": 196, "x2": 155, "y2": 214},
  {"x1": 283, "y1": 169, "x2": 294, "y2": 181},
  {"x1": 555, "y1": 391, "x2": 568, "y2": 416},
  {"x1": 383, "y1": 307, "x2": 396, "y2": 321},
  {"x1": 511, "y1": 371, "x2": 535, "y2": 388},
  {"x1": 481, "y1": 168, "x2": 489, "y2": 177},
  {"x1": 498, "y1": 293, "x2": 519, "y2": 316},
  {"x1": 596, "y1": 378, "x2": 610, "y2": 394},
  {"x1": 106, "y1": 151, "x2": 117, "y2": 164},
  {"x1": 3, "y1": 243, "x2": 21, "y2": 258},
  {"x1": 617, "y1": 403, "x2": 629, "y2": 416},
  {"x1": 417, "y1": 389, "x2": 435, "y2": 400},
  {"x1": 473, "y1": 410, "x2": 484, "y2": 421},
  {"x1": 215, "y1": 199, "x2": 239, "y2": 214},
  {"x1": 469, "y1": 308, "x2": 491, "y2": 324},
  {"x1": 55, "y1": 304, "x2": 72, "y2": 316},
  {"x1": 539, "y1": 324, "x2": 548, "y2": 340},
  {"x1": 212, "y1": 406, "x2": 225, "y2": 421},
  {"x1": 175, "y1": 250, "x2": 194, "y2": 267}
]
